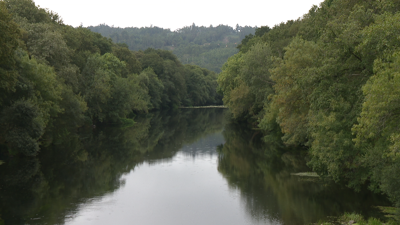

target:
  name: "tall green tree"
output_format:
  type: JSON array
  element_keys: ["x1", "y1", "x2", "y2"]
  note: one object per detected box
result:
[
  {"x1": 353, "y1": 52, "x2": 400, "y2": 208},
  {"x1": 218, "y1": 42, "x2": 274, "y2": 120}
]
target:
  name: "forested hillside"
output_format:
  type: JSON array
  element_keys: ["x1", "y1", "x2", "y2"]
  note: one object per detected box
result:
[
  {"x1": 0, "y1": 0, "x2": 222, "y2": 158},
  {"x1": 88, "y1": 24, "x2": 256, "y2": 72},
  {"x1": 218, "y1": 0, "x2": 400, "y2": 215}
]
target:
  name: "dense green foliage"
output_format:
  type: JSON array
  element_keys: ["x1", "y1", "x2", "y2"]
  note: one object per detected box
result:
[
  {"x1": 217, "y1": 0, "x2": 400, "y2": 213},
  {"x1": 0, "y1": 0, "x2": 221, "y2": 157},
  {"x1": 88, "y1": 23, "x2": 256, "y2": 73}
]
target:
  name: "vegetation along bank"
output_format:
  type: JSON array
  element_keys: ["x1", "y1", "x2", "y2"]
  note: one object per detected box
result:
[
  {"x1": 0, "y1": 0, "x2": 222, "y2": 157},
  {"x1": 217, "y1": 0, "x2": 400, "y2": 221}
]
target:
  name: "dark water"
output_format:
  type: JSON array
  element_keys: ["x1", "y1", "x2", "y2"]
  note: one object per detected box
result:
[{"x1": 0, "y1": 109, "x2": 389, "y2": 225}]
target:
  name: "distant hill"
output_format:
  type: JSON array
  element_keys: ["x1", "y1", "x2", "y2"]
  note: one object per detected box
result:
[{"x1": 88, "y1": 24, "x2": 256, "y2": 73}]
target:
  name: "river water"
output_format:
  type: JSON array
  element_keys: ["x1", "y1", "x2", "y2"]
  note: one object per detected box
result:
[{"x1": 0, "y1": 109, "x2": 389, "y2": 225}]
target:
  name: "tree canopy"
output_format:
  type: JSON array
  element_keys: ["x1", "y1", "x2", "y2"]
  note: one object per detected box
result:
[
  {"x1": 88, "y1": 24, "x2": 256, "y2": 73},
  {"x1": 217, "y1": 0, "x2": 400, "y2": 212},
  {"x1": 0, "y1": 0, "x2": 221, "y2": 157}
]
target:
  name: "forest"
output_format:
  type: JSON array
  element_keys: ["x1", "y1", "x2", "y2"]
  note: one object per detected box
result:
[
  {"x1": 217, "y1": 0, "x2": 400, "y2": 217},
  {"x1": 2, "y1": 0, "x2": 400, "y2": 223},
  {"x1": 88, "y1": 24, "x2": 256, "y2": 72},
  {"x1": 0, "y1": 0, "x2": 222, "y2": 158}
]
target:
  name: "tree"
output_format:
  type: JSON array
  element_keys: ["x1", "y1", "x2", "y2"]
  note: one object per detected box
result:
[
  {"x1": 1, "y1": 100, "x2": 44, "y2": 156},
  {"x1": 353, "y1": 52, "x2": 400, "y2": 205},
  {"x1": 184, "y1": 65, "x2": 209, "y2": 106},
  {"x1": 139, "y1": 49, "x2": 186, "y2": 109},
  {"x1": 80, "y1": 53, "x2": 120, "y2": 122},
  {"x1": 266, "y1": 38, "x2": 322, "y2": 145},
  {"x1": 1, "y1": 51, "x2": 63, "y2": 156},
  {"x1": 138, "y1": 68, "x2": 164, "y2": 110},
  {"x1": 21, "y1": 22, "x2": 70, "y2": 70},
  {"x1": 0, "y1": 1, "x2": 20, "y2": 103},
  {"x1": 218, "y1": 43, "x2": 274, "y2": 120},
  {"x1": 112, "y1": 44, "x2": 142, "y2": 75},
  {"x1": 4, "y1": 0, "x2": 57, "y2": 24}
]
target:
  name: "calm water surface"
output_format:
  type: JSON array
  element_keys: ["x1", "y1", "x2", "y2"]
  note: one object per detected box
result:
[
  {"x1": 65, "y1": 134, "x2": 272, "y2": 225},
  {"x1": 0, "y1": 109, "x2": 389, "y2": 225}
]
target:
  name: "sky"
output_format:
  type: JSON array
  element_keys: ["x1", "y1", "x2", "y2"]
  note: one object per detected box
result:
[{"x1": 32, "y1": 0, "x2": 324, "y2": 31}]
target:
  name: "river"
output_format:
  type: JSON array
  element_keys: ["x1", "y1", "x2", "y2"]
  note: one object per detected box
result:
[{"x1": 0, "y1": 109, "x2": 389, "y2": 225}]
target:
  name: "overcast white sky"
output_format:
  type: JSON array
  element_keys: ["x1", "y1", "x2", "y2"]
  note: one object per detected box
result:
[{"x1": 32, "y1": 0, "x2": 324, "y2": 31}]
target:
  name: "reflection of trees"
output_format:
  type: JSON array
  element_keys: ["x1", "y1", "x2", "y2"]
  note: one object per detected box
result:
[
  {"x1": 179, "y1": 133, "x2": 224, "y2": 159},
  {"x1": 0, "y1": 108, "x2": 226, "y2": 225},
  {"x1": 142, "y1": 108, "x2": 226, "y2": 162},
  {"x1": 217, "y1": 123, "x2": 390, "y2": 225}
]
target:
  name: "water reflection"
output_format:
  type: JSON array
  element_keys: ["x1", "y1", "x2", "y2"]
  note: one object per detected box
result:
[
  {"x1": 217, "y1": 122, "x2": 390, "y2": 225},
  {"x1": 0, "y1": 109, "x2": 226, "y2": 225},
  {"x1": 0, "y1": 109, "x2": 389, "y2": 225}
]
